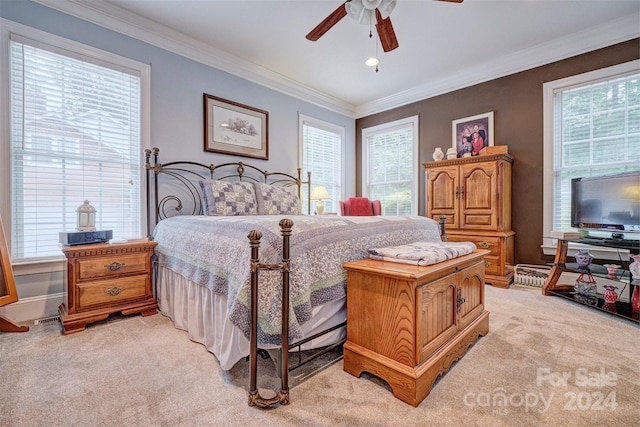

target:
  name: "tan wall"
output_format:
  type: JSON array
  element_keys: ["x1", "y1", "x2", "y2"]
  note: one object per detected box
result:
[{"x1": 356, "y1": 39, "x2": 640, "y2": 265}]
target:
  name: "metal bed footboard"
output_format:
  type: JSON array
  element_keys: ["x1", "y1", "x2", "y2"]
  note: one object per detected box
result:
[{"x1": 247, "y1": 219, "x2": 292, "y2": 408}]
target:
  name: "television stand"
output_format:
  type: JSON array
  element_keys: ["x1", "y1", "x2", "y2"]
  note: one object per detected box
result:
[
  {"x1": 576, "y1": 237, "x2": 640, "y2": 251},
  {"x1": 543, "y1": 238, "x2": 639, "y2": 323}
]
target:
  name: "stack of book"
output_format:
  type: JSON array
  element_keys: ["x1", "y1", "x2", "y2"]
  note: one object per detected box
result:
[{"x1": 550, "y1": 230, "x2": 582, "y2": 240}]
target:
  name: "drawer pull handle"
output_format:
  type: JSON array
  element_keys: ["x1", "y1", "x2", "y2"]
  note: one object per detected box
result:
[
  {"x1": 485, "y1": 261, "x2": 493, "y2": 268},
  {"x1": 478, "y1": 242, "x2": 494, "y2": 249},
  {"x1": 105, "y1": 262, "x2": 125, "y2": 271},
  {"x1": 105, "y1": 287, "x2": 124, "y2": 296}
]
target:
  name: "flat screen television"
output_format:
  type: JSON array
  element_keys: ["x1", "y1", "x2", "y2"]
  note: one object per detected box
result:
[{"x1": 571, "y1": 171, "x2": 640, "y2": 235}]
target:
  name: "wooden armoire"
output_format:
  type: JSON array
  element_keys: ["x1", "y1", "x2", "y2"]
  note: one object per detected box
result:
[{"x1": 423, "y1": 153, "x2": 515, "y2": 287}]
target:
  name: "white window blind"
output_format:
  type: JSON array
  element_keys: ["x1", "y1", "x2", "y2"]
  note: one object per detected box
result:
[
  {"x1": 301, "y1": 116, "x2": 343, "y2": 215},
  {"x1": 552, "y1": 71, "x2": 640, "y2": 232},
  {"x1": 363, "y1": 116, "x2": 418, "y2": 216},
  {"x1": 9, "y1": 37, "x2": 143, "y2": 261}
]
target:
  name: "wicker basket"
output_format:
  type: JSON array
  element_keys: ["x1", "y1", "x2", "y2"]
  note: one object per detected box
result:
[{"x1": 513, "y1": 264, "x2": 551, "y2": 288}]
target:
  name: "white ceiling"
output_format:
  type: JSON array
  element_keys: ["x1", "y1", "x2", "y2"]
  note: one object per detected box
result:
[{"x1": 37, "y1": 0, "x2": 640, "y2": 117}]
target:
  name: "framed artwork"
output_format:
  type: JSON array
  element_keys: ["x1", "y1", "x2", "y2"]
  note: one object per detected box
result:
[
  {"x1": 204, "y1": 93, "x2": 269, "y2": 160},
  {"x1": 452, "y1": 111, "x2": 494, "y2": 158}
]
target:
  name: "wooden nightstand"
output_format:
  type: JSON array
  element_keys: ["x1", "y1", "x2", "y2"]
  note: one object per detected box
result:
[{"x1": 58, "y1": 240, "x2": 158, "y2": 334}]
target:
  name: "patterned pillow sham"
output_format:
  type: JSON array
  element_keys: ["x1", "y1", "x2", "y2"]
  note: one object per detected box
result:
[
  {"x1": 253, "y1": 182, "x2": 302, "y2": 215},
  {"x1": 199, "y1": 180, "x2": 258, "y2": 216}
]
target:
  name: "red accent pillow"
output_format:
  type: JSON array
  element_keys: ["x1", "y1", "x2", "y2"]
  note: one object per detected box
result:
[{"x1": 348, "y1": 197, "x2": 373, "y2": 216}]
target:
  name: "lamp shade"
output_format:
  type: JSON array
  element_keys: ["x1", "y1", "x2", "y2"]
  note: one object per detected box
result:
[{"x1": 310, "y1": 186, "x2": 330, "y2": 201}]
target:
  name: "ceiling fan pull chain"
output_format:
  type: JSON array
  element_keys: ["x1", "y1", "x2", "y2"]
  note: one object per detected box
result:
[{"x1": 375, "y1": 25, "x2": 380, "y2": 72}]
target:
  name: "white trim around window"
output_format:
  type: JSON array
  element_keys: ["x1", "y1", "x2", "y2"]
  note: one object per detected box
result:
[
  {"x1": 542, "y1": 59, "x2": 640, "y2": 257},
  {"x1": 362, "y1": 115, "x2": 419, "y2": 216},
  {"x1": 299, "y1": 114, "x2": 345, "y2": 215},
  {"x1": 0, "y1": 18, "x2": 151, "y2": 272}
]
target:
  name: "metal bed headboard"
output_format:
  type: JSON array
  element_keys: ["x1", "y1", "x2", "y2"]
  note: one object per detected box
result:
[{"x1": 144, "y1": 147, "x2": 310, "y2": 238}]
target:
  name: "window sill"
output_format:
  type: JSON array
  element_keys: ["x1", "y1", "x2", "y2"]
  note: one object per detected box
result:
[{"x1": 12, "y1": 258, "x2": 65, "y2": 276}]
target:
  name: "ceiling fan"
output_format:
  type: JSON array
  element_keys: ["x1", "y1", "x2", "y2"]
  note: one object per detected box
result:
[{"x1": 306, "y1": 0, "x2": 464, "y2": 53}]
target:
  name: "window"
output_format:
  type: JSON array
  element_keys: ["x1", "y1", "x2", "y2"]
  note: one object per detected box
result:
[
  {"x1": 300, "y1": 115, "x2": 344, "y2": 215},
  {"x1": 2, "y1": 24, "x2": 150, "y2": 262},
  {"x1": 362, "y1": 116, "x2": 419, "y2": 216},
  {"x1": 543, "y1": 60, "x2": 640, "y2": 246}
]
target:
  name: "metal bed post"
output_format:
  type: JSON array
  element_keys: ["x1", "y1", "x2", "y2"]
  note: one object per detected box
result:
[
  {"x1": 152, "y1": 147, "x2": 160, "y2": 232},
  {"x1": 144, "y1": 148, "x2": 152, "y2": 239},
  {"x1": 247, "y1": 218, "x2": 293, "y2": 409},
  {"x1": 439, "y1": 215, "x2": 448, "y2": 241},
  {"x1": 144, "y1": 147, "x2": 162, "y2": 238}
]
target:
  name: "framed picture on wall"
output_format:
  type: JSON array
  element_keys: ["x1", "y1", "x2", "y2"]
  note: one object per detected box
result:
[
  {"x1": 452, "y1": 111, "x2": 494, "y2": 158},
  {"x1": 203, "y1": 93, "x2": 269, "y2": 160}
]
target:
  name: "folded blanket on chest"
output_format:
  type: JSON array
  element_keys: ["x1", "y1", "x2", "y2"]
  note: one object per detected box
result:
[{"x1": 368, "y1": 241, "x2": 477, "y2": 266}]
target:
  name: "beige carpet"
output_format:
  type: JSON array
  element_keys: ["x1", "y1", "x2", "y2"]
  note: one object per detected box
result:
[{"x1": 1, "y1": 285, "x2": 638, "y2": 427}]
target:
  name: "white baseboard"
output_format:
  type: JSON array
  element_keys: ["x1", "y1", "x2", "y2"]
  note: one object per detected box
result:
[{"x1": 0, "y1": 293, "x2": 63, "y2": 324}]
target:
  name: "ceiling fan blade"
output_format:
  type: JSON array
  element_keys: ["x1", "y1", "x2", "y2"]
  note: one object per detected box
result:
[
  {"x1": 375, "y1": 8, "x2": 399, "y2": 52},
  {"x1": 436, "y1": 0, "x2": 464, "y2": 3},
  {"x1": 306, "y1": 2, "x2": 349, "y2": 41}
]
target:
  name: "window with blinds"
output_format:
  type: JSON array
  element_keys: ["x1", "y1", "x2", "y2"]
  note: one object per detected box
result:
[
  {"x1": 552, "y1": 71, "x2": 640, "y2": 232},
  {"x1": 362, "y1": 116, "x2": 419, "y2": 216},
  {"x1": 8, "y1": 35, "x2": 146, "y2": 262},
  {"x1": 300, "y1": 116, "x2": 344, "y2": 215}
]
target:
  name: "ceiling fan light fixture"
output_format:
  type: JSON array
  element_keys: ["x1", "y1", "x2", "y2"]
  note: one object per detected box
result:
[
  {"x1": 378, "y1": 0, "x2": 396, "y2": 19},
  {"x1": 347, "y1": 0, "x2": 370, "y2": 24},
  {"x1": 346, "y1": 0, "x2": 396, "y2": 24},
  {"x1": 365, "y1": 56, "x2": 379, "y2": 67},
  {"x1": 363, "y1": 0, "x2": 383, "y2": 9},
  {"x1": 309, "y1": 0, "x2": 460, "y2": 51},
  {"x1": 346, "y1": 1, "x2": 364, "y2": 20}
]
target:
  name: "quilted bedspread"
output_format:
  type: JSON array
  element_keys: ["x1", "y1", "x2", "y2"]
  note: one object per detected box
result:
[{"x1": 153, "y1": 214, "x2": 442, "y2": 346}]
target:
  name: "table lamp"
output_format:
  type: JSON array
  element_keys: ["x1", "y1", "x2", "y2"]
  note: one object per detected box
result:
[{"x1": 310, "y1": 186, "x2": 330, "y2": 215}]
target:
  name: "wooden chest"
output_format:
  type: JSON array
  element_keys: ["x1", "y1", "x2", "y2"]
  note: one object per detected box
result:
[{"x1": 342, "y1": 249, "x2": 490, "y2": 407}]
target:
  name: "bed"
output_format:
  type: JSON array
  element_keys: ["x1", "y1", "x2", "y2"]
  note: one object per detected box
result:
[{"x1": 145, "y1": 148, "x2": 445, "y2": 374}]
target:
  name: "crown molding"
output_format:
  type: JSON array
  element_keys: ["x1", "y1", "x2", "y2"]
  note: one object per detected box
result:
[
  {"x1": 30, "y1": 1, "x2": 640, "y2": 120},
  {"x1": 32, "y1": 0, "x2": 357, "y2": 118},
  {"x1": 355, "y1": 14, "x2": 639, "y2": 117}
]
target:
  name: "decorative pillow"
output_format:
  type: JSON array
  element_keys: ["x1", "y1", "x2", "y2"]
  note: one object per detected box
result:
[
  {"x1": 254, "y1": 182, "x2": 302, "y2": 215},
  {"x1": 199, "y1": 180, "x2": 258, "y2": 216},
  {"x1": 348, "y1": 197, "x2": 373, "y2": 216}
]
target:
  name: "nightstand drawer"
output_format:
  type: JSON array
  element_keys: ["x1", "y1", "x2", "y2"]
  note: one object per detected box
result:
[
  {"x1": 77, "y1": 275, "x2": 148, "y2": 309},
  {"x1": 77, "y1": 253, "x2": 148, "y2": 280}
]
